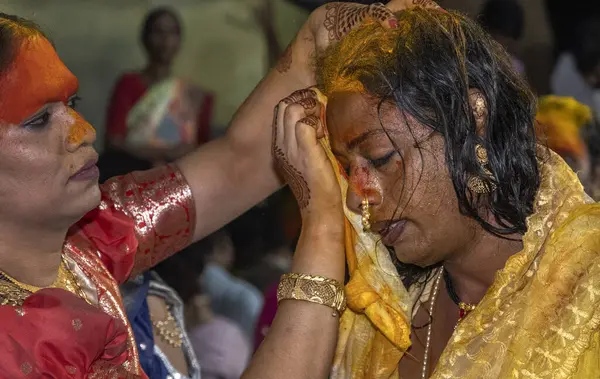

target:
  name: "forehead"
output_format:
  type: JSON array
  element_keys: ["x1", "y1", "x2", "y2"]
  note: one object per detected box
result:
[
  {"x1": 326, "y1": 93, "x2": 380, "y2": 140},
  {"x1": 326, "y1": 92, "x2": 431, "y2": 150},
  {"x1": 0, "y1": 35, "x2": 78, "y2": 124}
]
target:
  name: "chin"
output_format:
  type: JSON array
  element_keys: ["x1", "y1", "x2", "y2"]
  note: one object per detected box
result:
[
  {"x1": 392, "y1": 244, "x2": 432, "y2": 268},
  {"x1": 74, "y1": 184, "x2": 102, "y2": 217}
]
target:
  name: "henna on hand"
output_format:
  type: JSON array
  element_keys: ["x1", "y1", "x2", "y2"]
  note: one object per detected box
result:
[
  {"x1": 282, "y1": 88, "x2": 316, "y2": 105},
  {"x1": 299, "y1": 115, "x2": 319, "y2": 127},
  {"x1": 299, "y1": 114, "x2": 324, "y2": 138},
  {"x1": 276, "y1": 39, "x2": 293, "y2": 74},
  {"x1": 274, "y1": 146, "x2": 311, "y2": 209},
  {"x1": 272, "y1": 90, "x2": 321, "y2": 210},
  {"x1": 412, "y1": 0, "x2": 440, "y2": 8},
  {"x1": 324, "y1": 2, "x2": 396, "y2": 42},
  {"x1": 297, "y1": 97, "x2": 318, "y2": 110}
]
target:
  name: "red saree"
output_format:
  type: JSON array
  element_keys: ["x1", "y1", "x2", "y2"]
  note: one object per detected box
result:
[{"x1": 0, "y1": 164, "x2": 195, "y2": 378}]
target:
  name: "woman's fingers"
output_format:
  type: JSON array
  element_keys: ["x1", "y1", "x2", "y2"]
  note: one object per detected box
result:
[
  {"x1": 281, "y1": 89, "x2": 321, "y2": 149},
  {"x1": 367, "y1": 3, "x2": 399, "y2": 29},
  {"x1": 386, "y1": 0, "x2": 441, "y2": 12},
  {"x1": 272, "y1": 87, "x2": 335, "y2": 212},
  {"x1": 322, "y1": 3, "x2": 399, "y2": 43},
  {"x1": 297, "y1": 115, "x2": 324, "y2": 141}
]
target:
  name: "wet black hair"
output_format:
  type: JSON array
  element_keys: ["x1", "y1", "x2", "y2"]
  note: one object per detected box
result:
[
  {"x1": 317, "y1": 9, "x2": 539, "y2": 287},
  {"x1": 479, "y1": 0, "x2": 524, "y2": 41},
  {"x1": 140, "y1": 7, "x2": 182, "y2": 51}
]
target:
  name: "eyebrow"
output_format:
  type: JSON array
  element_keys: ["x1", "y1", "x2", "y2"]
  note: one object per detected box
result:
[
  {"x1": 331, "y1": 129, "x2": 392, "y2": 157},
  {"x1": 347, "y1": 129, "x2": 389, "y2": 149}
]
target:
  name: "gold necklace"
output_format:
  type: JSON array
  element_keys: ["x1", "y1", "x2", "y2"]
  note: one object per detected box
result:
[
  {"x1": 0, "y1": 257, "x2": 88, "y2": 303},
  {"x1": 151, "y1": 303, "x2": 183, "y2": 348}
]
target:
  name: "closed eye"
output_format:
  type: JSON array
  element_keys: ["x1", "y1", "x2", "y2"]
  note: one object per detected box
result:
[
  {"x1": 368, "y1": 151, "x2": 396, "y2": 168},
  {"x1": 22, "y1": 109, "x2": 51, "y2": 129}
]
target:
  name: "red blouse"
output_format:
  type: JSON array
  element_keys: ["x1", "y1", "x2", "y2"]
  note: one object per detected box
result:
[
  {"x1": 0, "y1": 164, "x2": 195, "y2": 378},
  {"x1": 105, "y1": 72, "x2": 213, "y2": 146}
]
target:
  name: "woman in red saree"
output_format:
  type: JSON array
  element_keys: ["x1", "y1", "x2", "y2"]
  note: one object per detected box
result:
[
  {"x1": 0, "y1": 3, "x2": 405, "y2": 378},
  {"x1": 102, "y1": 7, "x2": 213, "y2": 178}
]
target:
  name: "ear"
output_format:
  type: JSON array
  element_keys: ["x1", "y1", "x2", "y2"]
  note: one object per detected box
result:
[{"x1": 468, "y1": 88, "x2": 487, "y2": 136}]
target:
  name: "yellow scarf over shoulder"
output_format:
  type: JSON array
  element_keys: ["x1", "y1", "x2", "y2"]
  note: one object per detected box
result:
[{"x1": 321, "y1": 135, "x2": 600, "y2": 378}]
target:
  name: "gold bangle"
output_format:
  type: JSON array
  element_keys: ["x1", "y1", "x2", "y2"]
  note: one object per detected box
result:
[{"x1": 277, "y1": 273, "x2": 346, "y2": 315}]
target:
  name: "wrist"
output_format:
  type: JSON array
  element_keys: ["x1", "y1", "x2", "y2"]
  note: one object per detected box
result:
[
  {"x1": 301, "y1": 205, "x2": 344, "y2": 235},
  {"x1": 291, "y1": 214, "x2": 346, "y2": 282}
]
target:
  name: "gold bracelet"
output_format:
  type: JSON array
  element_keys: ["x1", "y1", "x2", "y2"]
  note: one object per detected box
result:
[{"x1": 277, "y1": 273, "x2": 346, "y2": 315}]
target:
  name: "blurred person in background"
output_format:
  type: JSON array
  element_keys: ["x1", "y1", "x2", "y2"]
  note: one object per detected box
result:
[
  {"x1": 237, "y1": 191, "x2": 294, "y2": 294},
  {"x1": 155, "y1": 251, "x2": 250, "y2": 379},
  {"x1": 200, "y1": 229, "x2": 264, "y2": 342},
  {"x1": 101, "y1": 7, "x2": 213, "y2": 177},
  {"x1": 478, "y1": 0, "x2": 526, "y2": 77},
  {"x1": 536, "y1": 96, "x2": 593, "y2": 186},
  {"x1": 551, "y1": 17, "x2": 600, "y2": 118}
]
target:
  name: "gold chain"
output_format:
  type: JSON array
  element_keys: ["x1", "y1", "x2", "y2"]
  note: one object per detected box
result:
[
  {"x1": 0, "y1": 256, "x2": 89, "y2": 303},
  {"x1": 151, "y1": 303, "x2": 183, "y2": 348}
]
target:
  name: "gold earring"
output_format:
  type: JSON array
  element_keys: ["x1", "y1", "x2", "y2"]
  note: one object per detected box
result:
[
  {"x1": 467, "y1": 144, "x2": 497, "y2": 194},
  {"x1": 474, "y1": 95, "x2": 485, "y2": 121},
  {"x1": 361, "y1": 198, "x2": 371, "y2": 232}
]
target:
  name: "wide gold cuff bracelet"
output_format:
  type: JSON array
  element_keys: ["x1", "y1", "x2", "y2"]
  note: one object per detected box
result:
[{"x1": 277, "y1": 273, "x2": 346, "y2": 315}]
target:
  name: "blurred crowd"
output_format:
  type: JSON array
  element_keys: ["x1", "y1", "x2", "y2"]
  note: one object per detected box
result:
[{"x1": 83, "y1": 1, "x2": 600, "y2": 378}]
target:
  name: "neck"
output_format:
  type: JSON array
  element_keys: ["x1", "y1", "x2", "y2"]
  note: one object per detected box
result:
[
  {"x1": 0, "y1": 221, "x2": 66, "y2": 287},
  {"x1": 443, "y1": 229, "x2": 523, "y2": 306},
  {"x1": 143, "y1": 63, "x2": 171, "y2": 84}
]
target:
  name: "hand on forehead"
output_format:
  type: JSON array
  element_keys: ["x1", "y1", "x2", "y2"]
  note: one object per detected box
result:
[{"x1": 0, "y1": 35, "x2": 78, "y2": 124}]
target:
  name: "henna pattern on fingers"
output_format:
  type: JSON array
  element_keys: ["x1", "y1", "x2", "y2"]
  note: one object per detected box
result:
[
  {"x1": 299, "y1": 115, "x2": 319, "y2": 128},
  {"x1": 368, "y1": 3, "x2": 395, "y2": 22},
  {"x1": 299, "y1": 114, "x2": 324, "y2": 138},
  {"x1": 276, "y1": 39, "x2": 293, "y2": 74},
  {"x1": 324, "y1": 3, "x2": 368, "y2": 42},
  {"x1": 274, "y1": 147, "x2": 311, "y2": 209},
  {"x1": 297, "y1": 97, "x2": 318, "y2": 110},
  {"x1": 282, "y1": 88, "x2": 316, "y2": 105},
  {"x1": 324, "y1": 3, "x2": 396, "y2": 42},
  {"x1": 412, "y1": 0, "x2": 440, "y2": 8}
]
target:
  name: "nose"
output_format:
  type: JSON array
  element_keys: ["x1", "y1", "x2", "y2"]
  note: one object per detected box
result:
[
  {"x1": 65, "y1": 109, "x2": 96, "y2": 152},
  {"x1": 345, "y1": 168, "x2": 383, "y2": 216}
]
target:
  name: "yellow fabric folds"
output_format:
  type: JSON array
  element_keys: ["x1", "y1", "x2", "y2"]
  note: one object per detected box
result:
[{"x1": 321, "y1": 128, "x2": 600, "y2": 379}]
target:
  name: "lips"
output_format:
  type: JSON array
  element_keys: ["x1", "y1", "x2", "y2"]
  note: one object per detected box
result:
[
  {"x1": 70, "y1": 158, "x2": 99, "y2": 181},
  {"x1": 374, "y1": 219, "x2": 407, "y2": 246}
]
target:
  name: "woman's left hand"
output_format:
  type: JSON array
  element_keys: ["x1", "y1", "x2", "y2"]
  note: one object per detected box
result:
[{"x1": 272, "y1": 87, "x2": 341, "y2": 221}]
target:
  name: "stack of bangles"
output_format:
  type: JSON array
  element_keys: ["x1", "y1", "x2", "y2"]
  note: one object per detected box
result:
[{"x1": 277, "y1": 273, "x2": 347, "y2": 316}]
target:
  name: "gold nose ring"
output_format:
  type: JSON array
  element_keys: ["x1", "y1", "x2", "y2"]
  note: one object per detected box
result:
[{"x1": 361, "y1": 198, "x2": 371, "y2": 232}]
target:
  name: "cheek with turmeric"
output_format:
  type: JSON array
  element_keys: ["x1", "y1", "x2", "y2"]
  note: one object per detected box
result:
[{"x1": 66, "y1": 111, "x2": 95, "y2": 145}]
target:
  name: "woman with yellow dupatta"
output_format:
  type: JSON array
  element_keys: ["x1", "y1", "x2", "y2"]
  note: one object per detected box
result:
[{"x1": 244, "y1": 6, "x2": 600, "y2": 379}]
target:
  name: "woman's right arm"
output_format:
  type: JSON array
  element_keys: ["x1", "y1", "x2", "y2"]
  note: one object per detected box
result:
[
  {"x1": 243, "y1": 218, "x2": 345, "y2": 379},
  {"x1": 242, "y1": 88, "x2": 345, "y2": 379}
]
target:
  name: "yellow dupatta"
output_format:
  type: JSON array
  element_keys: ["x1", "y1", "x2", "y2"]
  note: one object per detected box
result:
[{"x1": 321, "y1": 129, "x2": 600, "y2": 378}]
